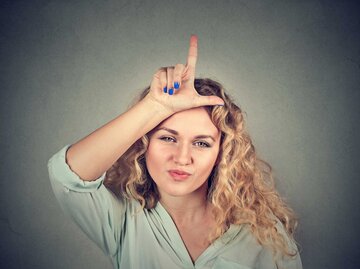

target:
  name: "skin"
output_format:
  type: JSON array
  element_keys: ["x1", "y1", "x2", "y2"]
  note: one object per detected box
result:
[
  {"x1": 66, "y1": 35, "x2": 224, "y2": 262},
  {"x1": 146, "y1": 107, "x2": 220, "y2": 203},
  {"x1": 145, "y1": 107, "x2": 221, "y2": 262},
  {"x1": 66, "y1": 35, "x2": 223, "y2": 181}
]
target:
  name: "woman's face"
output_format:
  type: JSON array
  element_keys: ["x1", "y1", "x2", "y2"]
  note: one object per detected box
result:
[{"x1": 145, "y1": 107, "x2": 221, "y2": 199}]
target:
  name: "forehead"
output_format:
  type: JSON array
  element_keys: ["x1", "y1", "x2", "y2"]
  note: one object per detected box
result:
[{"x1": 157, "y1": 107, "x2": 218, "y2": 135}]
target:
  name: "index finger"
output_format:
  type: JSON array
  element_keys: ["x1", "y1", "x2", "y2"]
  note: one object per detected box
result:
[{"x1": 186, "y1": 34, "x2": 198, "y2": 69}]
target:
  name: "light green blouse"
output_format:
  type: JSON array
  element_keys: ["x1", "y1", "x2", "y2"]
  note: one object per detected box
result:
[{"x1": 48, "y1": 145, "x2": 302, "y2": 269}]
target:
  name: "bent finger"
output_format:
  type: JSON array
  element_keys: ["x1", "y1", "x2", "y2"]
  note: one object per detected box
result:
[
  {"x1": 159, "y1": 68, "x2": 167, "y2": 93},
  {"x1": 173, "y1": 63, "x2": 186, "y2": 91},
  {"x1": 151, "y1": 67, "x2": 166, "y2": 93},
  {"x1": 166, "y1": 67, "x2": 175, "y2": 95}
]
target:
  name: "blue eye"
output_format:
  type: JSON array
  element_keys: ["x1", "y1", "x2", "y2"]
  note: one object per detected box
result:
[
  {"x1": 194, "y1": 141, "x2": 211, "y2": 148},
  {"x1": 159, "y1": 136, "x2": 176, "y2": 142}
]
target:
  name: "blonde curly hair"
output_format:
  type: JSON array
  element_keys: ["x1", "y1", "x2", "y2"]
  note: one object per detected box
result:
[{"x1": 104, "y1": 78, "x2": 299, "y2": 260}]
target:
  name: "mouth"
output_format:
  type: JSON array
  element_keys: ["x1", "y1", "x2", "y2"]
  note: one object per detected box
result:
[{"x1": 168, "y1": 169, "x2": 192, "y2": 181}]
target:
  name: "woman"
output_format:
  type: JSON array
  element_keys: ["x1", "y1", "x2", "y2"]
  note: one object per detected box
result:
[{"x1": 48, "y1": 35, "x2": 302, "y2": 269}]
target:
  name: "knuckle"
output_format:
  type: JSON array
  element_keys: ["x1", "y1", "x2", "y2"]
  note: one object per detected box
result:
[
  {"x1": 157, "y1": 67, "x2": 166, "y2": 72},
  {"x1": 154, "y1": 67, "x2": 165, "y2": 77},
  {"x1": 193, "y1": 96, "x2": 201, "y2": 107},
  {"x1": 174, "y1": 64, "x2": 185, "y2": 77}
]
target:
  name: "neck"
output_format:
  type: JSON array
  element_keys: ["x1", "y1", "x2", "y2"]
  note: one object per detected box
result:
[{"x1": 159, "y1": 185, "x2": 211, "y2": 226}]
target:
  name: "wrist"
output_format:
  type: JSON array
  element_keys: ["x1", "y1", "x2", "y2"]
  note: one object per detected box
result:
[{"x1": 141, "y1": 93, "x2": 174, "y2": 118}]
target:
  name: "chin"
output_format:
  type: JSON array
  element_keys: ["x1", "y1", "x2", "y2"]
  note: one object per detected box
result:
[
  {"x1": 161, "y1": 182, "x2": 207, "y2": 198},
  {"x1": 163, "y1": 188, "x2": 192, "y2": 197}
]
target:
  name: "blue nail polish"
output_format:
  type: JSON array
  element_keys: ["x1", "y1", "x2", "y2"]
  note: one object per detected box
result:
[
  {"x1": 163, "y1": 86, "x2": 167, "y2": 93},
  {"x1": 169, "y1": 88, "x2": 174, "y2": 95},
  {"x1": 174, "y1": 82, "x2": 179, "y2": 89}
]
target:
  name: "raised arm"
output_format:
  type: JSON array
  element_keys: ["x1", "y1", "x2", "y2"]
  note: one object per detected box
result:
[{"x1": 66, "y1": 35, "x2": 224, "y2": 181}]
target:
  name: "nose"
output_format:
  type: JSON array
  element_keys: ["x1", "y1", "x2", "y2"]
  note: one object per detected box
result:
[{"x1": 173, "y1": 143, "x2": 192, "y2": 166}]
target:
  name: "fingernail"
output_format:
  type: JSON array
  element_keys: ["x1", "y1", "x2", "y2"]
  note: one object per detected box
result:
[
  {"x1": 216, "y1": 104, "x2": 224, "y2": 106},
  {"x1": 163, "y1": 86, "x2": 167, "y2": 93},
  {"x1": 168, "y1": 88, "x2": 174, "y2": 95},
  {"x1": 174, "y1": 82, "x2": 179, "y2": 89}
]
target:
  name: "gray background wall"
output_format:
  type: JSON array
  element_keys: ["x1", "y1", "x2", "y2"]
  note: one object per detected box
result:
[{"x1": 1, "y1": 0, "x2": 359, "y2": 268}]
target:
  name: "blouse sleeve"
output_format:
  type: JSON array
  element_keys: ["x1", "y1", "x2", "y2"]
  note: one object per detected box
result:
[{"x1": 47, "y1": 145, "x2": 126, "y2": 257}]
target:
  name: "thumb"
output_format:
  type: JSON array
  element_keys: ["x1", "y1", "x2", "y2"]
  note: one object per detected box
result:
[{"x1": 194, "y1": 95, "x2": 225, "y2": 107}]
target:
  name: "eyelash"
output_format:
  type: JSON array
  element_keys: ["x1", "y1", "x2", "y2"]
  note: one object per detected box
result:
[
  {"x1": 159, "y1": 136, "x2": 176, "y2": 143},
  {"x1": 159, "y1": 136, "x2": 211, "y2": 148}
]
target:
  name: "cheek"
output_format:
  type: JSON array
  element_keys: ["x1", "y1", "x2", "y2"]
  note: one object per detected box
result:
[
  {"x1": 145, "y1": 143, "x2": 168, "y2": 173},
  {"x1": 197, "y1": 150, "x2": 219, "y2": 172},
  {"x1": 147, "y1": 142, "x2": 168, "y2": 159}
]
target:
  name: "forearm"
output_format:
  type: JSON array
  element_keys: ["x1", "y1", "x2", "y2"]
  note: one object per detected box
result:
[{"x1": 66, "y1": 95, "x2": 172, "y2": 181}]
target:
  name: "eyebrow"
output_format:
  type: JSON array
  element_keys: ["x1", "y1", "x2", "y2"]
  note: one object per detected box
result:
[{"x1": 154, "y1": 127, "x2": 216, "y2": 142}]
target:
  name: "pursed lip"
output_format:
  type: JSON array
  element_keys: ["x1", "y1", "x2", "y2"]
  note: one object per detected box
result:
[
  {"x1": 168, "y1": 169, "x2": 192, "y2": 175},
  {"x1": 167, "y1": 169, "x2": 192, "y2": 181}
]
